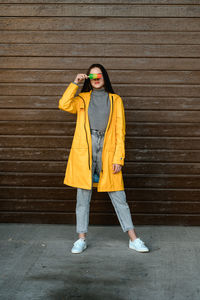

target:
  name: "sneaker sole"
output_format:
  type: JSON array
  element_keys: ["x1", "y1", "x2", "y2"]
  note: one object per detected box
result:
[
  {"x1": 129, "y1": 246, "x2": 149, "y2": 253},
  {"x1": 71, "y1": 245, "x2": 87, "y2": 254}
]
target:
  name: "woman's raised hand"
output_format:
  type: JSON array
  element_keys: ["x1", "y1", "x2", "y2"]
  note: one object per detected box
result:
[{"x1": 74, "y1": 74, "x2": 88, "y2": 84}]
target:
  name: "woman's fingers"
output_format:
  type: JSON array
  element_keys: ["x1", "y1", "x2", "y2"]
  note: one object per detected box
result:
[
  {"x1": 79, "y1": 74, "x2": 88, "y2": 80},
  {"x1": 74, "y1": 73, "x2": 88, "y2": 83},
  {"x1": 112, "y1": 164, "x2": 122, "y2": 173}
]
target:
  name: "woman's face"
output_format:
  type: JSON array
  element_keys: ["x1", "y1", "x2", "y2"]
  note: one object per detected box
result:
[{"x1": 89, "y1": 67, "x2": 105, "y2": 89}]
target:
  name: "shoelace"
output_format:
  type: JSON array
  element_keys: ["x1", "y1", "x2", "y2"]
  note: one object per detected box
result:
[
  {"x1": 74, "y1": 239, "x2": 85, "y2": 245},
  {"x1": 136, "y1": 239, "x2": 144, "y2": 246},
  {"x1": 131, "y1": 238, "x2": 144, "y2": 246}
]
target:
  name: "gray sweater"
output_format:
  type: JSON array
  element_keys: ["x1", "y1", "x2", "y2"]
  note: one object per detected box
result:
[{"x1": 73, "y1": 82, "x2": 110, "y2": 131}]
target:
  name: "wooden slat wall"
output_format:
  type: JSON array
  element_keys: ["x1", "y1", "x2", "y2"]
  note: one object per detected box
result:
[{"x1": 1, "y1": 0, "x2": 200, "y2": 225}]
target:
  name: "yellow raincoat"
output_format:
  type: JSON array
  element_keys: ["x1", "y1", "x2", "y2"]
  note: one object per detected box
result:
[{"x1": 58, "y1": 82, "x2": 126, "y2": 192}]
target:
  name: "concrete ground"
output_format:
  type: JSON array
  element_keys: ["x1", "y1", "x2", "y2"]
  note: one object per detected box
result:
[{"x1": 0, "y1": 224, "x2": 199, "y2": 300}]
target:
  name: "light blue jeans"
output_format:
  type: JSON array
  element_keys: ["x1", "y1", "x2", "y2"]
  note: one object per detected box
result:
[{"x1": 76, "y1": 129, "x2": 134, "y2": 233}]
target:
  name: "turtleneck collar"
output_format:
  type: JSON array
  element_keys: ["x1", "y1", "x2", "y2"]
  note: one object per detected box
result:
[{"x1": 92, "y1": 86, "x2": 107, "y2": 94}]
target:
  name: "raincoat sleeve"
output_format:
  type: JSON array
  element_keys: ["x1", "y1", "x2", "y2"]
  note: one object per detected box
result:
[
  {"x1": 112, "y1": 96, "x2": 126, "y2": 166},
  {"x1": 58, "y1": 82, "x2": 80, "y2": 114}
]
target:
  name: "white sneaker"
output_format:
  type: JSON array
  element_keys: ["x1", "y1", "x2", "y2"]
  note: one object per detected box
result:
[
  {"x1": 71, "y1": 238, "x2": 87, "y2": 254},
  {"x1": 129, "y1": 238, "x2": 149, "y2": 253}
]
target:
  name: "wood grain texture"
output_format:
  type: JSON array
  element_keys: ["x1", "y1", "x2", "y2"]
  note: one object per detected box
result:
[
  {"x1": 1, "y1": 57, "x2": 200, "y2": 70},
  {"x1": 1, "y1": 70, "x2": 200, "y2": 84},
  {"x1": 1, "y1": 1, "x2": 200, "y2": 4},
  {"x1": 1, "y1": 17, "x2": 200, "y2": 31},
  {"x1": 2, "y1": 31, "x2": 200, "y2": 44},
  {"x1": 2, "y1": 44, "x2": 200, "y2": 57},
  {"x1": 1, "y1": 1, "x2": 200, "y2": 225},
  {"x1": 1, "y1": 4, "x2": 200, "y2": 17}
]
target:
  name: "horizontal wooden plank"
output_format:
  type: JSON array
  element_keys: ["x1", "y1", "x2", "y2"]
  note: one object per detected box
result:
[
  {"x1": 2, "y1": 83, "x2": 200, "y2": 97},
  {"x1": 1, "y1": 1, "x2": 200, "y2": 5},
  {"x1": 2, "y1": 173, "x2": 200, "y2": 188},
  {"x1": 2, "y1": 122, "x2": 200, "y2": 136},
  {"x1": 2, "y1": 44, "x2": 200, "y2": 57},
  {"x1": 2, "y1": 108, "x2": 200, "y2": 122},
  {"x1": 128, "y1": 123, "x2": 200, "y2": 137},
  {"x1": 1, "y1": 199, "x2": 200, "y2": 214},
  {"x1": 2, "y1": 136, "x2": 200, "y2": 150},
  {"x1": 1, "y1": 17, "x2": 200, "y2": 31},
  {"x1": 0, "y1": 121, "x2": 77, "y2": 135},
  {"x1": 2, "y1": 161, "x2": 200, "y2": 175},
  {"x1": 0, "y1": 136, "x2": 74, "y2": 147},
  {"x1": 2, "y1": 31, "x2": 200, "y2": 45},
  {"x1": 0, "y1": 109, "x2": 74, "y2": 121},
  {"x1": 1, "y1": 4, "x2": 200, "y2": 17},
  {"x1": 1, "y1": 57, "x2": 200, "y2": 70},
  {"x1": 125, "y1": 110, "x2": 200, "y2": 122},
  {"x1": 0, "y1": 161, "x2": 67, "y2": 173},
  {"x1": 2, "y1": 95, "x2": 200, "y2": 110},
  {"x1": 123, "y1": 97, "x2": 200, "y2": 110},
  {"x1": 0, "y1": 212, "x2": 200, "y2": 226},
  {"x1": 3, "y1": 148, "x2": 200, "y2": 162},
  {"x1": 2, "y1": 186, "x2": 200, "y2": 202},
  {"x1": 1, "y1": 70, "x2": 200, "y2": 85},
  {"x1": 124, "y1": 137, "x2": 200, "y2": 150}
]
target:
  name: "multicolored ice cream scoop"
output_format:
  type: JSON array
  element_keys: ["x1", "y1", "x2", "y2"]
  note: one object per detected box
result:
[{"x1": 88, "y1": 73, "x2": 102, "y2": 79}]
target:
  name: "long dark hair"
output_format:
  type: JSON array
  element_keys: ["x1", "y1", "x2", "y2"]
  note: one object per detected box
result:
[{"x1": 80, "y1": 63, "x2": 115, "y2": 94}]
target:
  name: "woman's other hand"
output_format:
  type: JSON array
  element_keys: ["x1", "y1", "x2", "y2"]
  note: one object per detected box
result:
[
  {"x1": 112, "y1": 164, "x2": 122, "y2": 174},
  {"x1": 74, "y1": 74, "x2": 88, "y2": 84}
]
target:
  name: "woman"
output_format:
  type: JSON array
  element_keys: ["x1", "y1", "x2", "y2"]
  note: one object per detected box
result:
[{"x1": 58, "y1": 63, "x2": 149, "y2": 254}]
